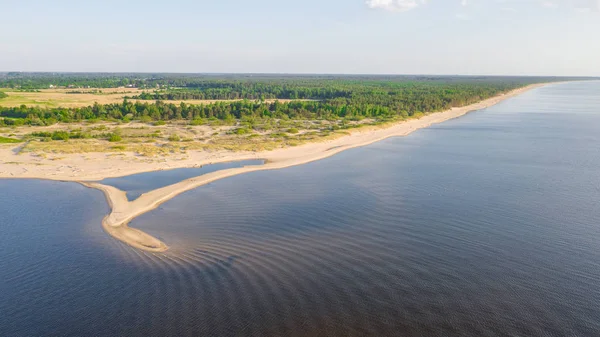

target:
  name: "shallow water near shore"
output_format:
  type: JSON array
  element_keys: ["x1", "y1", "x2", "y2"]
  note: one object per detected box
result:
[
  {"x1": 2, "y1": 81, "x2": 600, "y2": 336},
  {"x1": 97, "y1": 159, "x2": 264, "y2": 200}
]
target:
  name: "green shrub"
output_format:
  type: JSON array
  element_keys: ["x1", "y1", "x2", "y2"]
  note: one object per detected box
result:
[
  {"x1": 29, "y1": 119, "x2": 45, "y2": 126},
  {"x1": 51, "y1": 131, "x2": 70, "y2": 141},
  {"x1": 190, "y1": 118, "x2": 204, "y2": 126},
  {"x1": 31, "y1": 131, "x2": 53, "y2": 138},
  {"x1": 153, "y1": 120, "x2": 166, "y2": 126},
  {"x1": 44, "y1": 118, "x2": 58, "y2": 126},
  {"x1": 108, "y1": 133, "x2": 122, "y2": 142},
  {"x1": 287, "y1": 128, "x2": 299, "y2": 134},
  {"x1": 91, "y1": 125, "x2": 108, "y2": 131},
  {"x1": 168, "y1": 134, "x2": 180, "y2": 141},
  {"x1": 69, "y1": 132, "x2": 91, "y2": 139}
]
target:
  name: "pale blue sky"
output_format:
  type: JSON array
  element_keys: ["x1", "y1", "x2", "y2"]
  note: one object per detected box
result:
[{"x1": 2, "y1": 0, "x2": 599, "y2": 75}]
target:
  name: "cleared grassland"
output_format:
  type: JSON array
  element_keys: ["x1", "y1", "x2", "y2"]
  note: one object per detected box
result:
[
  {"x1": 0, "y1": 88, "x2": 141, "y2": 108},
  {"x1": 0, "y1": 88, "x2": 312, "y2": 108},
  {"x1": 0, "y1": 136, "x2": 22, "y2": 143}
]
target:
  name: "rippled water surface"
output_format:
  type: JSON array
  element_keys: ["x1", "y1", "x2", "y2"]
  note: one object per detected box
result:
[{"x1": 1, "y1": 81, "x2": 600, "y2": 336}]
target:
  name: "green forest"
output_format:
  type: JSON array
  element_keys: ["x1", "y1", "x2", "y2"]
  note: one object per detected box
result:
[{"x1": 0, "y1": 74, "x2": 562, "y2": 127}]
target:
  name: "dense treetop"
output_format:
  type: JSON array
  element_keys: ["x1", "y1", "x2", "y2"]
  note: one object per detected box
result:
[
  {"x1": 0, "y1": 73, "x2": 577, "y2": 127},
  {"x1": 0, "y1": 72, "x2": 577, "y2": 90}
]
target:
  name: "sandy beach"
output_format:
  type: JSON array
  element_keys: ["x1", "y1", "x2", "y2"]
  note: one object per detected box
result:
[{"x1": 0, "y1": 83, "x2": 548, "y2": 251}]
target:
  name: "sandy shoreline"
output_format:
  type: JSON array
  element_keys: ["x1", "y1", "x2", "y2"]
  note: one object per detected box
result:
[{"x1": 0, "y1": 83, "x2": 549, "y2": 252}]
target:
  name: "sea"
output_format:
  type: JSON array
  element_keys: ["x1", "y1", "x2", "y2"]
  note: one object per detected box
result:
[{"x1": 1, "y1": 81, "x2": 599, "y2": 336}]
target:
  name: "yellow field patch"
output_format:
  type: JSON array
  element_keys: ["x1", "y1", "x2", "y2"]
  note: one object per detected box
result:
[
  {"x1": 0, "y1": 88, "x2": 142, "y2": 108},
  {"x1": 0, "y1": 88, "x2": 314, "y2": 109}
]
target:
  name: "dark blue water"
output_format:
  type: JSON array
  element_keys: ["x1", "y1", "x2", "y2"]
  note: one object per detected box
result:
[
  {"x1": 98, "y1": 159, "x2": 264, "y2": 200},
  {"x1": 1, "y1": 81, "x2": 600, "y2": 336}
]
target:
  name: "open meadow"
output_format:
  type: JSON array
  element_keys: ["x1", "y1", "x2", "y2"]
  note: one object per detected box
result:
[
  {"x1": 0, "y1": 87, "x2": 310, "y2": 109},
  {"x1": 0, "y1": 87, "x2": 142, "y2": 108}
]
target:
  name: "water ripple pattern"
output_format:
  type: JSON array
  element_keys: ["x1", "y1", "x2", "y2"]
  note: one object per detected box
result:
[{"x1": 1, "y1": 81, "x2": 600, "y2": 336}]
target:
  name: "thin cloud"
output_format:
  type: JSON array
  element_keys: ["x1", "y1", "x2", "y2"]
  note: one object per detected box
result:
[
  {"x1": 365, "y1": 0, "x2": 425, "y2": 12},
  {"x1": 366, "y1": 0, "x2": 599, "y2": 12},
  {"x1": 543, "y1": 0, "x2": 600, "y2": 11}
]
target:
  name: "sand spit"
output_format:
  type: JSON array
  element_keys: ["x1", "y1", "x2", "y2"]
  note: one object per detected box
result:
[
  {"x1": 79, "y1": 182, "x2": 169, "y2": 252},
  {"x1": 0, "y1": 84, "x2": 548, "y2": 251}
]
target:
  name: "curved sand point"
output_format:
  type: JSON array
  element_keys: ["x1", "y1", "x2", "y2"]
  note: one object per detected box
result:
[
  {"x1": 70, "y1": 84, "x2": 549, "y2": 252},
  {"x1": 80, "y1": 182, "x2": 169, "y2": 252}
]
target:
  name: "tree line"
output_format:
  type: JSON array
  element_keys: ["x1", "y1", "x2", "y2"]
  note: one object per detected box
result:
[
  {"x1": 0, "y1": 73, "x2": 567, "y2": 90},
  {"x1": 129, "y1": 79, "x2": 530, "y2": 101},
  {"x1": 0, "y1": 80, "x2": 528, "y2": 126}
]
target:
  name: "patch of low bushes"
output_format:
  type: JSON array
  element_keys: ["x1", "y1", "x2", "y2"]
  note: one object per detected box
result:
[{"x1": 0, "y1": 136, "x2": 21, "y2": 143}]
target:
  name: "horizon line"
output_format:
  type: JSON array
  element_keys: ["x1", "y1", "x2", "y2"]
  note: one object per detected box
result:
[{"x1": 0, "y1": 71, "x2": 598, "y2": 79}]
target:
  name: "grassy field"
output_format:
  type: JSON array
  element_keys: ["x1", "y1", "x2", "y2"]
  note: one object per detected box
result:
[
  {"x1": 0, "y1": 88, "x2": 149, "y2": 108},
  {"x1": 0, "y1": 136, "x2": 22, "y2": 143},
  {"x1": 0, "y1": 88, "x2": 310, "y2": 108}
]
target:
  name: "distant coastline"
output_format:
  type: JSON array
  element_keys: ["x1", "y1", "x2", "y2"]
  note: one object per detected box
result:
[{"x1": 60, "y1": 83, "x2": 549, "y2": 252}]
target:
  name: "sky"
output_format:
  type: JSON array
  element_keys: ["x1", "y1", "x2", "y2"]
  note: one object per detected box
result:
[{"x1": 1, "y1": 0, "x2": 599, "y2": 76}]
